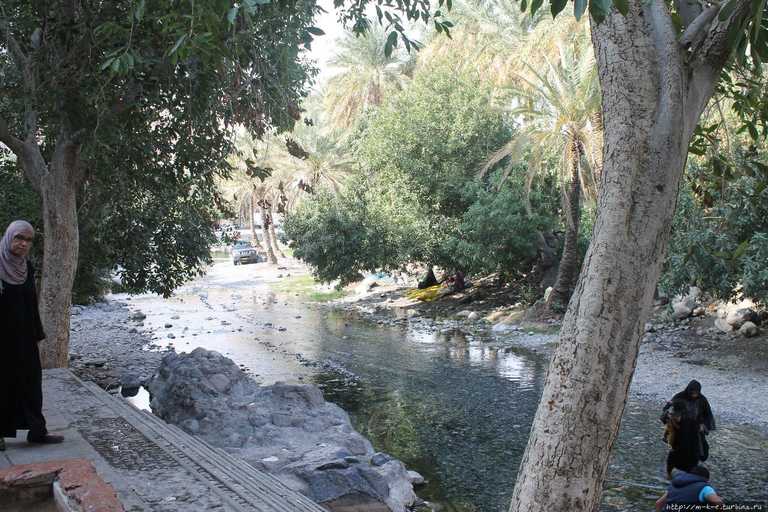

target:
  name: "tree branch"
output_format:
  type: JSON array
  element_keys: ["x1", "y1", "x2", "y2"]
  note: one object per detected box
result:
[
  {"x1": 0, "y1": 114, "x2": 46, "y2": 194},
  {"x1": 691, "y1": 0, "x2": 751, "y2": 71},
  {"x1": 0, "y1": 115, "x2": 21, "y2": 151},
  {"x1": 0, "y1": 23, "x2": 39, "y2": 141},
  {"x1": 679, "y1": 4, "x2": 720, "y2": 49}
]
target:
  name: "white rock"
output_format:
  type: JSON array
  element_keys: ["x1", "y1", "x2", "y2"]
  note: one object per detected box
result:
[
  {"x1": 354, "y1": 277, "x2": 377, "y2": 294},
  {"x1": 714, "y1": 318, "x2": 733, "y2": 333},
  {"x1": 669, "y1": 303, "x2": 693, "y2": 321},
  {"x1": 407, "y1": 470, "x2": 425, "y2": 485}
]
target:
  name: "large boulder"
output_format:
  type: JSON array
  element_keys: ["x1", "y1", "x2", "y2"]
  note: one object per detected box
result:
[
  {"x1": 726, "y1": 308, "x2": 757, "y2": 329},
  {"x1": 739, "y1": 321, "x2": 760, "y2": 338},
  {"x1": 668, "y1": 287, "x2": 701, "y2": 321},
  {"x1": 714, "y1": 318, "x2": 733, "y2": 333},
  {"x1": 148, "y1": 348, "x2": 418, "y2": 511}
]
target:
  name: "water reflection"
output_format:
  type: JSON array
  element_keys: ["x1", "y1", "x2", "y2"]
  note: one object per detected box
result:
[
  {"x1": 305, "y1": 312, "x2": 766, "y2": 511},
  {"x1": 127, "y1": 281, "x2": 767, "y2": 511},
  {"x1": 122, "y1": 386, "x2": 151, "y2": 412}
]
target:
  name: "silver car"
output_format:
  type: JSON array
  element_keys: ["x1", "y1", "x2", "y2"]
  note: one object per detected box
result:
[{"x1": 230, "y1": 242, "x2": 259, "y2": 265}]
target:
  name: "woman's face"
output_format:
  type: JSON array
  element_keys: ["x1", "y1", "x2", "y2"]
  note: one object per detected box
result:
[
  {"x1": 10, "y1": 231, "x2": 34, "y2": 258},
  {"x1": 690, "y1": 390, "x2": 699, "y2": 399}
]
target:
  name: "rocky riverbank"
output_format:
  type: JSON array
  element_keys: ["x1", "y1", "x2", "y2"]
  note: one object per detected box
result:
[
  {"x1": 148, "y1": 348, "x2": 419, "y2": 511},
  {"x1": 67, "y1": 259, "x2": 768, "y2": 509},
  {"x1": 69, "y1": 259, "x2": 422, "y2": 511},
  {"x1": 324, "y1": 278, "x2": 768, "y2": 430},
  {"x1": 69, "y1": 260, "x2": 768, "y2": 430}
]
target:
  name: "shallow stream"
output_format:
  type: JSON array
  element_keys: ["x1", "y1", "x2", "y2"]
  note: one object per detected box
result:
[{"x1": 125, "y1": 266, "x2": 768, "y2": 511}]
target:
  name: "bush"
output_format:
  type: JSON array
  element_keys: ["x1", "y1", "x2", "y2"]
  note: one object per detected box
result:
[
  {"x1": 283, "y1": 189, "x2": 398, "y2": 285},
  {"x1": 445, "y1": 183, "x2": 556, "y2": 279},
  {"x1": 661, "y1": 176, "x2": 768, "y2": 303}
]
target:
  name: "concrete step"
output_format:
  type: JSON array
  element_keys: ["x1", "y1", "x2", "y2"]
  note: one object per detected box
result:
[
  {"x1": 77, "y1": 377, "x2": 325, "y2": 512},
  {"x1": 0, "y1": 369, "x2": 326, "y2": 511}
]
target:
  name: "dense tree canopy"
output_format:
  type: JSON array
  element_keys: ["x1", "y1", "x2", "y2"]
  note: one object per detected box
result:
[
  {"x1": 284, "y1": 58, "x2": 515, "y2": 279},
  {"x1": 0, "y1": 0, "x2": 322, "y2": 365}
]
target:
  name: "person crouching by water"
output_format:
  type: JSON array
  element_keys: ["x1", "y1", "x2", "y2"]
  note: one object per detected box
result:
[
  {"x1": 0, "y1": 221, "x2": 64, "y2": 451},
  {"x1": 655, "y1": 465, "x2": 724, "y2": 511},
  {"x1": 661, "y1": 380, "x2": 714, "y2": 479}
]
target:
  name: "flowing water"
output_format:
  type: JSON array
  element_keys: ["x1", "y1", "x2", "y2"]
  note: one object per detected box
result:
[{"x1": 126, "y1": 266, "x2": 768, "y2": 511}]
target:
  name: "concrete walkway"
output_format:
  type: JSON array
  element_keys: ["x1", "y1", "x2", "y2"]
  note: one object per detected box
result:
[{"x1": 0, "y1": 369, "x2": 325, "y2": 511}]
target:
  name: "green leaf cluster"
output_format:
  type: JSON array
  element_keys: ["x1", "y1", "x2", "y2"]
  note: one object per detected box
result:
[
  {"x1": 661, "y1": 170, "x2": 768, "y2": 303},
  {"x1": 283, "y1": 188, "x2": 398, "y2": 285},
  {"x1": 0, "y1": 154, "x2": 42, "y2": 238},
  {"x1": 444, "y1": 180, "x2": 557, "y2": 279},
  {"x1": 1, "y1": 0, "x2": 320, "y2": 299}
]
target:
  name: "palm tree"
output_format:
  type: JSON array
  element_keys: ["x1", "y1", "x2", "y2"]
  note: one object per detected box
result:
[
  {"x1": 323, "y1": 24, "x2": 414, "y2": 128},
  {"x1": 480, "y1": 44, "x2": 602, "y2": 305},
  {"x1": 289, "y1": 94, "x2": 355, "y2": 198},
  {"x1": 223, "y1": 97, "x2": 356, "y2": 263},
  {"x1": 418, "y1": 0, "x2": 585, "y2": 89}
]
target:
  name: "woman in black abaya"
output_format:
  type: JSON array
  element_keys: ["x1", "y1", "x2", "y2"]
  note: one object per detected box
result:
[
  {"x1": 0, "y1": 220, "x2": 64, "y2": 450},
  {"x1": 662, "y1": 379, "x2": 715, "y2": 478}
]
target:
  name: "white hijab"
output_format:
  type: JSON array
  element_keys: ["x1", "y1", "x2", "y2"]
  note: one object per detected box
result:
[{"x1": 0, "y1": 220, "x2": 35, "y2": 293}]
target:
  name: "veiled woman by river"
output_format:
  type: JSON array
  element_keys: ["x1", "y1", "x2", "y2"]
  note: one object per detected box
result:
[
  {"x1": 663, "y1": 379, "x2": 715, "y2": 478},
  {"x1": 0, "y1": 220, "x2": 64, "y2": 449}
]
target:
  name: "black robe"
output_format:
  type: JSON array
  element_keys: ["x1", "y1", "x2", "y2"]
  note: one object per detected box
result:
[
  {"x1": 666, "y1": 380, "x2": 715, "y2": 472},
  {"x1": 0, "y1": 260, "x2": 47, "y2": 438}
]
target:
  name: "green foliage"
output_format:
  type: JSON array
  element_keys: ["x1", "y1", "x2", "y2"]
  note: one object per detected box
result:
[
  {"x1": 358, "y1": 59, "x2": 510, "y2": 266},
  {"x1": 444, "y1": 181, "x2": 556, "y2": 279},
  {"x1": 661, "y1": 171, "x2": 768, "y2": 303},
  {"x1": 1, "y1": 0, "x2": 320, "y2": 299},
  {"x1": 99, "y1": 191, "x2": 217, "y2": 298},
  {"x1": 72, "y1": 230, "x2": 113, "y2": 306},
  {"x1": 0, "y1": 154, "x2": 42, "y2": 237},
  {"x1": 283, "y1": 188, "x2": 398, "y2": 285}
]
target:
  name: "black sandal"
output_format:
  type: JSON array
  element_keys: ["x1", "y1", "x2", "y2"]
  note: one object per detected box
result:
[
  {"x1": 0, "y1": 438, "x2": 5, "y2": 451},
  {"x1": 27, "y1": 433, "x2": 64, "y2": 444}
]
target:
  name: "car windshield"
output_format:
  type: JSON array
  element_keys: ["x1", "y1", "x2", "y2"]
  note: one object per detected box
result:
[{"x1": 232, "y1": 242, "x2": 252, "y2": 250}]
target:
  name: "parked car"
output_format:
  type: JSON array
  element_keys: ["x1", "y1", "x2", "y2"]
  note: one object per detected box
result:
[{"x1": 230, "y1": 242, "x2": 259, "y2": 265}]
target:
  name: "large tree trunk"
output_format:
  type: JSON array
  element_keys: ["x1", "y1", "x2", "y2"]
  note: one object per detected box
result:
[
  {"x1": 22, "y1": 135, "x2": 81, "y2": 369},
  {"x1": 38, "y1": 170, "x2": 79, "y2": 368},
  {"x1": 549, "y1": 142, "x2": 583, "y2": 305},
  {"x1": 509, "y1": 1, "x2": 729, "y2": 510}
]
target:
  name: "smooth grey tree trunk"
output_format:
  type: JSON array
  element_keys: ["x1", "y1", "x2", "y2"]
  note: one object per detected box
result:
[
  {"x1": 249, "y1": 193, "x2": 264, "y2": 250},
  {"x1": 7, "y1": 132, "x2": 82, "y2": 369},
  {"x1": 38, "y1": 156, "x2": 79, "y2": 368},
  {"x1": 268, "y1": 210, "x2": 286, "y2": 259},
  {"x1": 509, "y1": 0, "x2": 741, "y2": 509}
]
